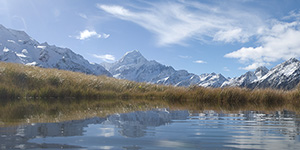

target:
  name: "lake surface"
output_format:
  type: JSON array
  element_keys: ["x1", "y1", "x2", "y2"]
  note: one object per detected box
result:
[{"x1": 1, "y1": 108, "x2": 300, "y2": 150}]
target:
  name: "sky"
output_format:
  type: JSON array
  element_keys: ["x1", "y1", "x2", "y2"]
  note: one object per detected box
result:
[{"x1": 0, "y1": 0, "x2": 300, "y2": 77}]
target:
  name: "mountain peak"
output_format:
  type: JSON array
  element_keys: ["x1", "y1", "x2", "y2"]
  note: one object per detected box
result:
[
  {"x1": 0, "y1": 24, "x2": 33, "y2": 43},
  {"x1": 124, "y1": 50, "x2": 141, "y2": 55},
  {"x1": 119, "y1": 50, "x2": 147, "y2": 65},
  {"x1": 255, "y1": 66, "x2": 268, "y2": 72},
  {"x1": 0, "y1": 25, "x2": 111, "y2": 77},
  {"x1": 285, "y1": 57, "x2": 299, "y2": 64},
  {"x1": 277, "y1": 58, "x2": 300, "y2": 68},
  {"x1": 253, "y1": 66, "x2": 269, "y2": 79}
]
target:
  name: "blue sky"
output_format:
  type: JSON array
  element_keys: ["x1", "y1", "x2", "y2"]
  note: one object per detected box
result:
[{"x1": 1, "y1": 0, "x2": 300, "y2": 77}]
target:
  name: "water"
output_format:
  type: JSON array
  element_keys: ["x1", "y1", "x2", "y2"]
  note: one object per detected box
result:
[{"x1": 1, "y1": 108, "x2": 300, "y2": 150}]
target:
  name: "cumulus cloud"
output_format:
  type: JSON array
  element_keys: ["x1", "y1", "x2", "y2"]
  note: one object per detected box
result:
[
  {"x1": 75, "y1": 30, "x2": 110, "y2": 40},
  {"x1": 97, "y1": 1, "x2": 265, "y2": 46},
  {"x1": 225, "y1": 17, "x2": 300, "y2": 70},
  {"x1": 194, "y1": 60, "x2": 207, "y2": 64},
  {"x1": 76, "y1": 30, "x2": 100, "y2": 40},
  {"x1": 93, "y1": 54, "x2": 115, "y2": 62}
]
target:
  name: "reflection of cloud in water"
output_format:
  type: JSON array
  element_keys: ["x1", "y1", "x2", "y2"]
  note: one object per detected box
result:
[
  {"x1": 85, "y1": 124, "x2": 115, "y2": 137},
  {"x1": 158, "y1": 140, "x2": 188, "y2": 148}
]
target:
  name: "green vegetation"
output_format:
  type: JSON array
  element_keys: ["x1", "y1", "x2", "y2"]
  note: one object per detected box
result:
[{"x1": 0, "y1": 62, "x2": 300, "y2": 123}]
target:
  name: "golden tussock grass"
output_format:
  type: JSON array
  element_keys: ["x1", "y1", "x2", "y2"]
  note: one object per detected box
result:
[{"x1": 0, "y1": 62, "x2": 300, "y2": 123}]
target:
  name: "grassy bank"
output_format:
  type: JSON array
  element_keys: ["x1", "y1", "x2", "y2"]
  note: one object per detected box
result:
[{"x1": 0, "y1": 62, "x2": 300, "y2": 122}]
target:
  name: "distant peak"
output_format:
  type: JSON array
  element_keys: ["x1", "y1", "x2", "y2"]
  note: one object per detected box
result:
[
  {"x1": 119, "y1": 50, "x2": 147, "y2": 64},
  {"x1": 281, "y1": 58, "x2": 300, "y2": 66},
  {"x1": 255, "y1": 66, "x2": 269, "y2": 73},
  {"x1": 122, "y1": 50, "x2": 144, "y2": 58},
  {"x1": 286, "y1": 57, "x2": 299, "y2": 63},
  {"x1": 124, "y1": 50, "x2": 141, "y2": 56}
]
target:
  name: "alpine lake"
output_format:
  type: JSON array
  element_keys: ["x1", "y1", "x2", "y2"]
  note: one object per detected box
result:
[{"x1": 1, "y1": 101, "x2": 300, "y2": 150}]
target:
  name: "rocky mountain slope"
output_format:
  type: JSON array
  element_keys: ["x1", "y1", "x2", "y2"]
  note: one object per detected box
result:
[
  {"x1": 222, "y1": 58, "x2": 300, "y2": 90},
  {"x1": 0, "y1": 24, "x2": 111, "y2": 76},
  {"x1": 247, "y1": 58, "x2": 300, "y2": 90},
  {"x1": 103, "y1": 50, "x2": 228, "y2": 87},
  {"x1": 106, "y1": 50, "x2": 300, "y2": 89},
  {"x1": 222, "y1": 66, "x2": 269, "y2": 87}
]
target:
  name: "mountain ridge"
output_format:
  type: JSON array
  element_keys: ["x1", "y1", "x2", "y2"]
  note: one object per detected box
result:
[
  {"x1": 104, "y1": 50, "x2": 229, "y2": 87},
  {"x1": 1, "y1": 25, "x2": 300, "y2": 90},
  {"x1": 0, "y1": 24, "x2": 112, "y2": 76}
]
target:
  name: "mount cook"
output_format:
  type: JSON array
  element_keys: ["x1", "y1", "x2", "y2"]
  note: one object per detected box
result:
[{"x1": 1, "y1": 25, "x2": 299, "y2": 90}]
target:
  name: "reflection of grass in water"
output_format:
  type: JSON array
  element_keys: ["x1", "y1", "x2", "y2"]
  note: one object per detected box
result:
[
  {"x1": 0, "y1": 62, "x2": 300, "y2": 125},
  {"x1": 0, "y1": 99, "x2": 170, "y2": 125},
  {"x1": 1, "y1": 98, "x2": 300, "y2": 126}
]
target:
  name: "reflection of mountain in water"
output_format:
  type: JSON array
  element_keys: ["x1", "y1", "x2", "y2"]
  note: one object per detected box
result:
[
  {"x1": 1, "y1": 109, "x2": 300, "y2": 149},
  {"x1": 0, "y1": 109, "x2": 190, "y2": 149},
  {"x1": 105, "y1": 108, "x2": 190, "y2": 137},
  {"x1": 0, "y1": 117, "x2": 105, "y2": 149}
]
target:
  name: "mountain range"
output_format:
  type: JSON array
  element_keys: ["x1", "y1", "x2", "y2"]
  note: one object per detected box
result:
[
  {"x1": 1, "y1": 25, "x2": 300, "y2": 90},
  {"x1": 0, "y1": 24, "x2": 111, "y2": 76}
]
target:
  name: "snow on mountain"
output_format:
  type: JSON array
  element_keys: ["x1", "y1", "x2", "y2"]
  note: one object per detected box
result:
[
  {"x1": 0, "y1": 24, "x2": 111, "y2": 76},
  {"x1": 248, "y1": 58, "x2": 300, "y2": 90},
  {"x1": 222, "y1": 58, "x2": 300, "y2": 90},
  {"x1": 104, "y1": 50, "x2": 228, "y2": 87},
  {"x1": 221, "y1": 66, "x2": 269, "y2": 87},
  {"x1": 199, "y1": 73, "x2": 228, "y2": 87}
]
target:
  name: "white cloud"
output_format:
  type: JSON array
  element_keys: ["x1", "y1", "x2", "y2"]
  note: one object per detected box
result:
[
  {"x1": 213, "y1": 28, "x2": 249, "y2": 43},
  {"x1": 103, "y1": 33, "x2": 110, "y2": 39},
  {"x1": 75, "y1": 30, "x2": 110, "y2": 40},
  {"x1": 93, "y1": 54, "x2": 115, "y2": 62},
  {"x1": 194, "y1": 60, "x2": 207, "y2": 64},
  {"x1": 79, "y1": 13, "x2": 88, "y2": 19},
  {"x1": 97, "y1": 1, "x2": 265, "y2": 46},
  {"x1": 283, "y1": 10, "x2": 300, "y2": 20},
  {"x1": 76, "y1": 30, "x2": 100, "y2": 40},
  {"x1": 225, "y1": 17, "x2": 300, "y2": 70}
]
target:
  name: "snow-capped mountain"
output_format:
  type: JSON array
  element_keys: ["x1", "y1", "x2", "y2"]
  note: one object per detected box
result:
[
  {"x1": 0, "y1": 24, "x2": 111, "y2": 76},
  {"x1": 222, "y1": 66, "x2": 269, "y2": 87},
  {"x1": 103, "y1": 50, "x2": 228, "y2": 87},
  {"x1": 2, "y1": 25, "x2": 300, "y2": 89},
  {"x1": 222, "y1": 58, "x2": 300, "y2": 90},
  {"x1": 247, "y1": 58, "x2": 300, "y2": 90}
]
